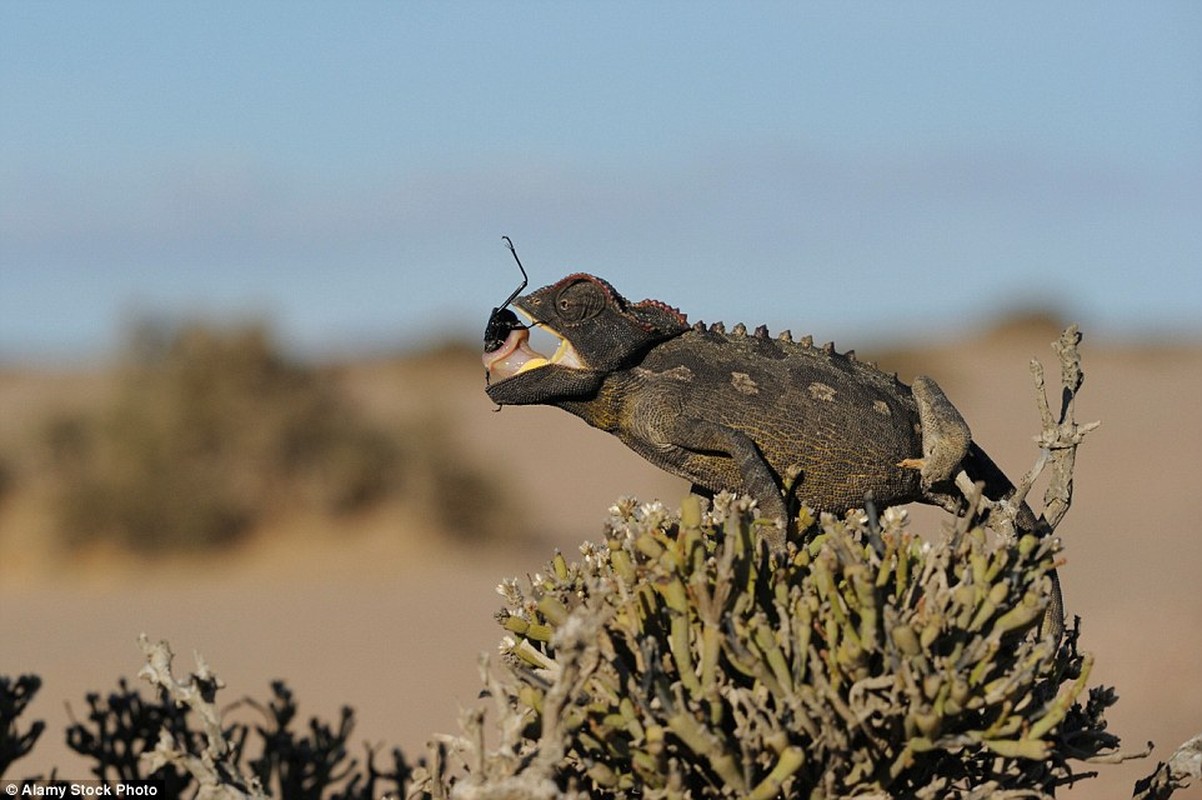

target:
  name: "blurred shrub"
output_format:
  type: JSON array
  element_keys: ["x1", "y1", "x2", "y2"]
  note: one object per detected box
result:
[
  {"x1": 0, "y1": 456, "x2": 11, "y2": 504},
  {"x1": 44, "y1": 320, "x2": 507, "y2": 553},
  {"x1": 0, "y1": 664, "x2": 412, "y2": 798},
  {"x1": 0, "y1": 675, "x2": 44, "y2": 778}
]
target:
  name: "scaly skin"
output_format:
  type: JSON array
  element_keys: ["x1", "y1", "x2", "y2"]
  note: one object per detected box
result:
[
  {"x1": 553, "y1": 328, "x2": 928, "y2": 520},
  {"x1": 483, "y1": 273, "x2": 975, "y2": 530}
]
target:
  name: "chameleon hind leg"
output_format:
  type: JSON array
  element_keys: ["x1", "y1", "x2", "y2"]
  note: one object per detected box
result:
[{"x1": 897, "y1": 375, "x2": 972, "y2": 488}]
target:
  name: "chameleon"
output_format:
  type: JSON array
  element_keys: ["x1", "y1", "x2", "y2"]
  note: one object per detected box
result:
[{"x1": 481, "y1": 271, "x2": 1062, "y2": 633}]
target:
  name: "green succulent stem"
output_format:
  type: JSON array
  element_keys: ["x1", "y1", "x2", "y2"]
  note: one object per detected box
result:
[{"x1": 481, "y1": 496, "x2": 1116, "y2": 798}]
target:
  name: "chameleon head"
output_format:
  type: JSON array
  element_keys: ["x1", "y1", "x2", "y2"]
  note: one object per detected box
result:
[{"x1": 483, "y1": 273, "x2": 690, "y2": 406}]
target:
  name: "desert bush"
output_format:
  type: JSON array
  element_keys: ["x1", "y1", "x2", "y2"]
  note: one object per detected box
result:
[
  {"x1": 0, "y1": 675, "x2": 44, "y2": 778},
  {"x1": 0, "y1": 456, "x2": 12, "y2": 501},
  {"x1": 409, "y1": 496, "x2": 1113, "y2": 798},
  {"x1": 0, "y1": 649, "x2": 413, "y2": 799},
  {"x1": 42, "y1": 320, "x2": 508, "y2": 553}
]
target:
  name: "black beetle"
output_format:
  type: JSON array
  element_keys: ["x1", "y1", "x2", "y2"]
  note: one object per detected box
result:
[{"x1": 483, "y1": 236, "x2": 530, "y2": 355}]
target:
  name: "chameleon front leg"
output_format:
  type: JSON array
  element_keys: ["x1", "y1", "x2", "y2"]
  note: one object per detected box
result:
[{"x1": 670, "y1": 416, "x2": 789, "y2": 550}]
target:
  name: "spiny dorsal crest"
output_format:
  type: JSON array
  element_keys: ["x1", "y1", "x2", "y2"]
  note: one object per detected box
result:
[{"x1": 686, "y1": 317, "x2": 885, "y2": 373}]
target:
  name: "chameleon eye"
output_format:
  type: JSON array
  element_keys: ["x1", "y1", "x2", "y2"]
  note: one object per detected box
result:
[{"x1": 556, "y1": 279, "x2": 606, "y2": 322}]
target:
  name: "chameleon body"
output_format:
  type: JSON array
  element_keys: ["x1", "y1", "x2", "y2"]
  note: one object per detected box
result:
[
  {"x1": 485, "y1": 274, "x2": 1006, "y2": 531},
  {"x1": 482, "y1": 273, "x2": 1062, "y2": 635}
]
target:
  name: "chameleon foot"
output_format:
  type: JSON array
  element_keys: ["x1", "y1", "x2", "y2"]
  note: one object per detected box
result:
[{"x1": 909, "y1": 376, "x2": 972, "y2": 489}]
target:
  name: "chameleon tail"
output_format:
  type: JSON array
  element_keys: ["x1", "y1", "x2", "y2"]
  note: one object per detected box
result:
[{"x1": 962, "y1": 443, "x2": 1065, "y2": 642}]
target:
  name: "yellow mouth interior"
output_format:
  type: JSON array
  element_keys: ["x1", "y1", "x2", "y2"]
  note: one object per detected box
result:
[
  {"x1": 515, "y1": 333, "x2": 579, "y2": 375},
  {"x1": 513, "y1": 309, "x2": 586, "y2": 375}
]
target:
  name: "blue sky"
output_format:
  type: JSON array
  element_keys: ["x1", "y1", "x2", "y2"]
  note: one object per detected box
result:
[{"x1": 2, "y1": 2, "x2": 1200, "y2": 362}]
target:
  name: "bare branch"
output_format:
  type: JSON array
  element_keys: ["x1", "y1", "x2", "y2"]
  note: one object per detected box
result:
[
  {"x1": 1026, "y1": 326, "x2": 1100, "y2": 532},
  {"x1": 136, "y1": 635, "x2": 267, "y2": 800},
  {"x1": 1134, "y1": 733, "x2": 1202, "y2": 800}
]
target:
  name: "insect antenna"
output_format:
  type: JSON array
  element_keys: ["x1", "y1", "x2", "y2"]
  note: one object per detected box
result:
[
  {"x1": 498, "y1": 235, "x2": 529, "y2": 310},
  {"x1": 483, "y1": 235, "x2": 535, "y2": 368}
]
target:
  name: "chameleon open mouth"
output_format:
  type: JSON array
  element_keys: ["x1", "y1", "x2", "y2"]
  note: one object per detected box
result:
[{"x1": 482, "y1": 322, "x2": 586, "y2": 383}]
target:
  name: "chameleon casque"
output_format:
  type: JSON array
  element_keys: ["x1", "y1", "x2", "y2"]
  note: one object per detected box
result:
[{"x1": 481, "y1": 270, "x2": 1062, "y2": 632}]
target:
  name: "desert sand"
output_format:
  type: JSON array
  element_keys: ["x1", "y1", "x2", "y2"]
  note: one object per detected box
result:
[{"x1": 2, "y1": 322, "x2": 1199, "y2": 798}]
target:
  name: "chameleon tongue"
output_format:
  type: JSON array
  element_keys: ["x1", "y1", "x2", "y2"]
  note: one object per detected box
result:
[
  {"x1": 482, "y1": 325, "x2": 586, "y2": 382},
  {"x1": 482, "y1": 327, "x2": 547, "y2": 381}
]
